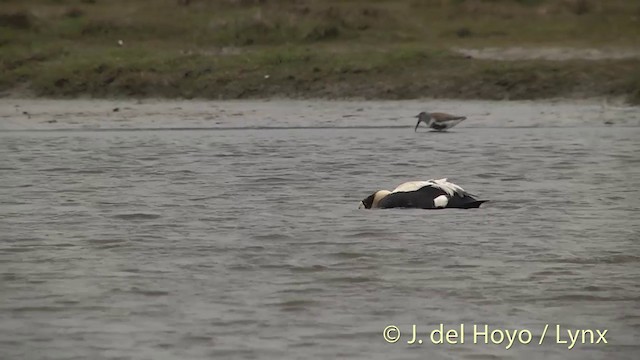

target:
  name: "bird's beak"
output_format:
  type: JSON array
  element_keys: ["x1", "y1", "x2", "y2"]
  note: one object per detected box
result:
[{"x1": 358, "y1": 202, "x2": 365, "y2": 209}]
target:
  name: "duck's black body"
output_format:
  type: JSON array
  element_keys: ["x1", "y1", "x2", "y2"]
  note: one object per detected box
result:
[{"x1": 378, "y1": 185, "x2": 485, "y2": 209}]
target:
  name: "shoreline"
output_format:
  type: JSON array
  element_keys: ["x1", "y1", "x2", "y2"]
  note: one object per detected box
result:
[
  {"x1": 1, "y1": 83, "x2": 638, "y2": 105},
  {"x1": 3, "y1": 43, "x2": 638, "y2": 105},
  {"x1": 1, "y1": 95, "x2": 635, "y2": 104},
  {"x1": 2, "y1": 97, "x2": 638, "y2": 132}
]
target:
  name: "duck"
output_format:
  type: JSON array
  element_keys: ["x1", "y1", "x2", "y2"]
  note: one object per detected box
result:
[
  {"x1": 414, "y1": 111, "x2": 466, "y2": 132},
  {"x1": 359, "y1": 178, "x2": 487, "y2": 209}
]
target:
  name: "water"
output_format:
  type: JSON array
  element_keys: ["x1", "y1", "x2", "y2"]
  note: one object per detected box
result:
[{"x1": 1, "y1": 100, "x2": 639, "y2": 359}]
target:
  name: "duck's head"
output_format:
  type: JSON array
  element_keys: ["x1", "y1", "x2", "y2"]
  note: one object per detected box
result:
[
  {"x1": 414, "y1": 112, "x2": 430, "y2": 132},
  {"x1": 359, "y1": 190, "x2": 392, "y2": 209}
]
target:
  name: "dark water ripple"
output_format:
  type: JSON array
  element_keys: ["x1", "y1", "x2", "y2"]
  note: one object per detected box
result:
[{"x1": 0, "y1": 122, "x2": 639, "y2": 360}]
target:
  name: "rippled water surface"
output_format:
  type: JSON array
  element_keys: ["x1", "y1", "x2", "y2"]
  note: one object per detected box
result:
[{"x1": 1, "y1": 100, "x2": 639, "y2": 360}]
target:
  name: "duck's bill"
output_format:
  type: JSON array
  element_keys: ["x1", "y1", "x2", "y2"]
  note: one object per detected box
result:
[{"x1": 358, "y1": 201, "x2": 365, "y2": 209}]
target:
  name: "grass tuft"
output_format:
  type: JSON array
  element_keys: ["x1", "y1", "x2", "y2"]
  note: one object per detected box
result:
[{"x1": 0, "y1": 11, "x2": 33, "y2": 29}]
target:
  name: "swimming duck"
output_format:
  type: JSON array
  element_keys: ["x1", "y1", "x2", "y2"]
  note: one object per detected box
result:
[{"x1": 359, "y1": 179, "x2": 486, "y2": 209}]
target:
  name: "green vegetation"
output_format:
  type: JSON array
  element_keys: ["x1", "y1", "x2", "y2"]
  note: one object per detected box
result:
[{"x1": 1, "y1": 0, "x2": 639, "y2": 102}]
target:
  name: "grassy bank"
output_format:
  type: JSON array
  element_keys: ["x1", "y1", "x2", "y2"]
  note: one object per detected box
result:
[{"x1": 1, "y1": 0, "x2": 639, "y2": 102}]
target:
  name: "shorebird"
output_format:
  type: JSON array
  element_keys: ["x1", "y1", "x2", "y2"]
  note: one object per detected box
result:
[{"x1": 414, "y1": 111, "x2": 466, "y2": 132}]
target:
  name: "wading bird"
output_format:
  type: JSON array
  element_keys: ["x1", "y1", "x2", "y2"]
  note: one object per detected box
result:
[{"x1": 414, "y1": 111, "x2": 466, "y2": 132}]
